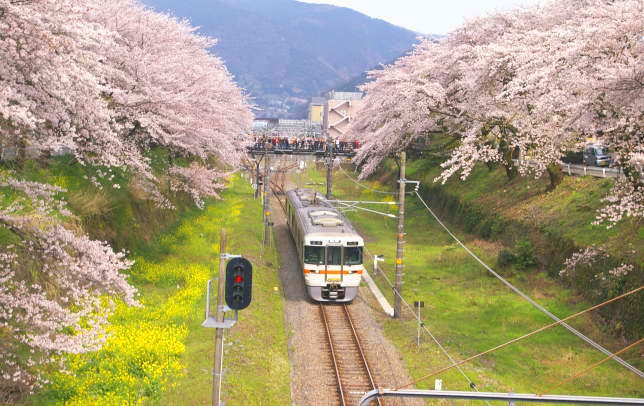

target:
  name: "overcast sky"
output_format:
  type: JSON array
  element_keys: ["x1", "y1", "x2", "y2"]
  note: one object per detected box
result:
[{"x1": 298, "y1": 0, "x2": 547, "y2": 34}]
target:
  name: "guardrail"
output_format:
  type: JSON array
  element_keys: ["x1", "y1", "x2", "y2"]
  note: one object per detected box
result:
[
  {"x1": 561, "y1": 163, "x2": 621, "y2": 179},
  {"x1": 513, "y1": 159, "x2": 643, "y2": 180}
]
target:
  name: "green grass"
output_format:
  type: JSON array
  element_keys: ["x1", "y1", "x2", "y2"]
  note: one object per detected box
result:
[
  {"x1": 2, "y1": 157, "x2": 291, "y2": 405},
  {"x1": 302, "y1": 164, "x2": 643, "y2": 400},
  {"x1": 405, "y1": 154, "x2": 642, "y2": 265}
]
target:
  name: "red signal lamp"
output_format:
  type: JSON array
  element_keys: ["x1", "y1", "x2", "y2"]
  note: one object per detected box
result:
[{"x1": 234, "y1": 275, "x2": 244, "y2": 283}]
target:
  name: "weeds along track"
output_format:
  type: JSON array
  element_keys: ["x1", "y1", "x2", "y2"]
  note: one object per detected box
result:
[{"x1": 320, "y1": 303, "x2": 383, "y2": 406}]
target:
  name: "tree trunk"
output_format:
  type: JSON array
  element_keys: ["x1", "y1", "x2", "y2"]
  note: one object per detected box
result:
[
  {"x1": 503, "y1": 147, "x2": 518, "y2": 180},
  {"x1": 546, "y1": 163, "x2": 563, "y2": 191}
]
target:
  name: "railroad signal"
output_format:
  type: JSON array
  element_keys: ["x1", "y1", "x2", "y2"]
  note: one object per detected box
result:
[{"x1": 225, "y1": 257, "x2": 253, "y2": 310}]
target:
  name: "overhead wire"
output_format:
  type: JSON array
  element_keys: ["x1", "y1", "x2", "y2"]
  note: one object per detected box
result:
[
  {"x1": 395, "y1": 286, "x2": 643, "y2": 390},
  {"x1": 337, "y1": 165, "x2": 413, "y2": 195},
  {"x1": 362, "y1": 244, "x2": 490, "y2": 403},
  {"x1": 542, "y1": 338, "x2": 643, "y2": 395},
  {"x1": 413, "y1": 190, "x2": 644, "y2": 378}
]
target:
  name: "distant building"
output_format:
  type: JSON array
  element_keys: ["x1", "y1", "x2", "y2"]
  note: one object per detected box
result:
[
  {"x1": 322, "y1": 91, "x2": 363, "y2": 139},
  {"x1": 308, "y1": 97, "x2": 325, "y2": 124}
]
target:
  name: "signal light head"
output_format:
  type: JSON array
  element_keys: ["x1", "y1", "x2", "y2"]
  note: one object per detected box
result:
[{"x1": 225, "y1": 257, "x2": 253, "y2": 310}]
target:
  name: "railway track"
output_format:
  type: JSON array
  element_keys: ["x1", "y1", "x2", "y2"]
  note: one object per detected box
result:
[{"x1": 320, "y1": 303, "x2": 383, "y2": 406}]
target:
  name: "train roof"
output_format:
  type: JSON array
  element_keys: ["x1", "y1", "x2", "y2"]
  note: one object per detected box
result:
[{"x1": 285, "y1": 188, "x2": 363, "y2": 242}]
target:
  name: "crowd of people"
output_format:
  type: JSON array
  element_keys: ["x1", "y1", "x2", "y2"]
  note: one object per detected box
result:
[{"x1": 250, "y1": 136, "x2": 360, "y2": 153}]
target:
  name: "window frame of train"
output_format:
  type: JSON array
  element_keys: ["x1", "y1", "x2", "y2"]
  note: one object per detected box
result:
[{"x1": 303, "y1": 244, "x2": 364, "y2": 267}]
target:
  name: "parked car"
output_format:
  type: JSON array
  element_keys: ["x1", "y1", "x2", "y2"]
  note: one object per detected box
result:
[{"x1": 583, "y1": 144, "x2": 612, "y2": 167}]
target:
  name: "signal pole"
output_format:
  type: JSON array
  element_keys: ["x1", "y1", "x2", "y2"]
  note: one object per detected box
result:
[
  {"x1": 394, "y1": 151, "x2": 406, "y2": 318},
  {"x1": 212, "y1": 229, "x2": 227, "y2": 406}
]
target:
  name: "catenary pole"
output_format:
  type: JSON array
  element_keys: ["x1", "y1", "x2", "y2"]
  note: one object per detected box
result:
[
  {"x1": 254, "y1": 156, "x2": 262, "y2": 199},
  {"x1": 326, "y1": 138, "x2": 334, "y2": 199},
  {"x1": 394, "y1": 151, "x2": 406, "y2": 318},
  {"x1": 212, "y1": 229, "x2": 227, "y2": 406},
  {"x1": 263, "y1": 154, "x2": 271, "y2": 245}
]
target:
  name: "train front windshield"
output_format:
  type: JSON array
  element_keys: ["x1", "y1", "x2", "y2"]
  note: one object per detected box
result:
[
  {"x1": 344, "y1": 247, "x2": 363, "y2": 265},
  {"x1": 304, "y1": 246, "x2": 324, "y2": 265},
  {"x1": 304, "y1": 245, "x2": 363, "y2": 266}
]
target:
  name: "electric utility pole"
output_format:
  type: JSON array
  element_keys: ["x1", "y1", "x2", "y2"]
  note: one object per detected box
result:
[
  {"x1": 394, "y1": 151, "x2": 406, "y2": 318},
  {"x1": 212, "y1": 229, "x2": 227, "y2": 406}
]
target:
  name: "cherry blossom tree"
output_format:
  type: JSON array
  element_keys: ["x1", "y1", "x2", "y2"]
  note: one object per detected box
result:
[
  {"x1": 88, "y1": 0, "x2": 252, "y2": 164},
  {"x1": 1, "y1": 0, "x2": 252, "y2": 187},
  {"x1": 351, "y1": 0, "x2": 643, "y2": 224},
  {"x1": 169, "y1": 163, "x2": 226, "y2": 209},
  {"x1": 0, "y1": 0, "x2": 145, "y2": 171},
  {"x1": 0, "y1": 177, "x2": 138, "y2": 396},
  {"x1": 0, "y1": 0, "x2": 252, "y2": 396}
]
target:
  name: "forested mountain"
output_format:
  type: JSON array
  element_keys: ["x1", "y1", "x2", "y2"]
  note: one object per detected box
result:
[{"x1": 142, "y1": 0, "x2": 418, "y2": 117}]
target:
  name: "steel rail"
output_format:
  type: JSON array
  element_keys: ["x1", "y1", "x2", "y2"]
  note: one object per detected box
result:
[
  {"x1": 342, "y1": 305, "x2": 382, "y2": 406},
  {"x1": 320, "y1": 304, "x2": 347, "y2": 406}
]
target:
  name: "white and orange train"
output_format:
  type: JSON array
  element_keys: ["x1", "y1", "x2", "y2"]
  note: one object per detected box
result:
[{"x1": 285, "y1": 188, "x2": 364, "y2": 302}]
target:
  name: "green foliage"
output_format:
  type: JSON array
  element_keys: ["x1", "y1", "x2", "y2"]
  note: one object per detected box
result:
[
  {"x1": 399, "y1": 137, "x2": 642, "y2": 338},
  {"x1": 514, "y1": 239, "x2": 536, "y2": 270},
  {"x1": 497, "y1": 248, "x2": 516, "y2": 268}
]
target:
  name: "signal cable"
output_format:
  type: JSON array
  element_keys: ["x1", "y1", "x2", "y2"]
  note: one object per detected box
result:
[
  {"x1": 395, "y1": 286, "x2": 643, "y2": 390},
  {"x1": 413, "y1": 190, "x2": 644, "y2": 378}
]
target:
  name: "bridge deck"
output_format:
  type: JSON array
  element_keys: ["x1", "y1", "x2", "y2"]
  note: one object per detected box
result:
[{"x1": 247, "y1": 147, "x2": 355, "y2": 157}]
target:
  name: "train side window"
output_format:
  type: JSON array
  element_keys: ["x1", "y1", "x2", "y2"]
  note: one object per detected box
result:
[
  {"x1": 344, "y1": 247, "x2": 363, "y2": 265},
  {"x1": 326, "y1": 246, "x2": 341, "y2": 265},
  {"x1": 304, "y1": 246, "x2": 324, "y2": 265}
]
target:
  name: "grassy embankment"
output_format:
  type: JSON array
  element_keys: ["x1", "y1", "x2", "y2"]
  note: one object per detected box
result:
[
  {"x1": 302, "y1": 159, "x2": 643, "y2": 400},
  {"x1": 1, "y1": 156, "x2": 290, "y2": 405}
]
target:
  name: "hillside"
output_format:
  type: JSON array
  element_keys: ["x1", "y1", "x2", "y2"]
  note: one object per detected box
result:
[{"x1": 142, "y1": 0, "x2": 418, "y2": 117}]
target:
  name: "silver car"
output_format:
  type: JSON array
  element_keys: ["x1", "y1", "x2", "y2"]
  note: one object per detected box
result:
[{"x1": 583, "y1": 144, "x2": 612, "y2": 167}]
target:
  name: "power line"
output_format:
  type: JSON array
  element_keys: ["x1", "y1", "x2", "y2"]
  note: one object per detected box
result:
[
  {"x1": 337, "y1": 165, "x2": 413, "y2": 195},
  {"x1": 396, "y1": 286, "x2": 643, "y2": 390},
  {"x1": 362, "y1": 244, "x2": 490, "y2": 403},
  {"x1": 543, "y1": 338, "x2": 643, "y2": 395},
  {"x1": 413, "y1": 190, "x2": 644, "y2": 378}
]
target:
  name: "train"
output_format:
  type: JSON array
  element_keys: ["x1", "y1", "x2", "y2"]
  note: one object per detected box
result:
[{"x1": 285, "y1": 188, "x2": 364, "y2": 302}]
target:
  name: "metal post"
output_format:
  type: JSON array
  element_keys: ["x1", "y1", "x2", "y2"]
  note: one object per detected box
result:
[
  {"x1": 212, "y1": 229, "x2": 227, "y2": 406},
  {"x1": 394, "y1": 151, "x2": 406, "y2": 318},
  {"x1": 263, "y1": 155, "x2": 271, "y2": 246},
  {"x1": 359, "y1": 389, "x2": 644, "y2": 406},
  {"x1": 414, "y1": 300, "x2": 424, "y2": 347},
  {"x1": 326, "y1": 138, "x2": 333, "y2": 199},
  {"x1": 254, "y1": 157, "x2": 262, "y2": 199},
  {"x1": 373, "y1": 255, "x2": 379, "y2": 276},
  {"x1": 417, "y1": 305, "x2": 421, "y2": 347}
]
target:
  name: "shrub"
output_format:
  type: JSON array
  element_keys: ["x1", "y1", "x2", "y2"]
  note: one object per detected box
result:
[
  {"x1": 497, "y1": 249, "x2": 516, "y2": 268},
  {"x1": 514, "y1": 239, "x2": 537, "y2": 270}
]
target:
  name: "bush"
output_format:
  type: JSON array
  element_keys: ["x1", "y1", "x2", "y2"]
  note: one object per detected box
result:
[
  {"x1": 497, "y1": 249, "x2": 516, "y2": 268},
  {"x1": 514, "y1": 239, "x2": 537, "y2": 270}
]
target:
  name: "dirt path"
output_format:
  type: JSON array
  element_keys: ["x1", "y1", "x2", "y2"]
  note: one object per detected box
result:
[{"x1": 271, "y1": 159, "x2": 424, "y2": 405}]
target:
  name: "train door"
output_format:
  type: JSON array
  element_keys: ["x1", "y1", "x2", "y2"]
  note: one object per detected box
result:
[{"x1": 324, "y1": 244, "x2": 343, "y2": 284}]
